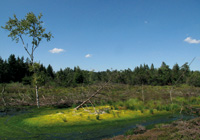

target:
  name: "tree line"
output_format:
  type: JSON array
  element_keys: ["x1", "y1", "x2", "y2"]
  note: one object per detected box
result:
[{"x1": 1, "y1": 54, "x2": 200, "y2": 87}]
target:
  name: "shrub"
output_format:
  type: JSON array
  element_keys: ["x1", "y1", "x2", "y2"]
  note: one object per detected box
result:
[
  {"x1": 187, "y1": 72, "x2": 200, "y2": 87},
  {"x1": 150, "y1": 109, "x2": 154, "y2": 114},
  {"x1": 125, "y1": 99, "x2": 144, "y2": 110},
  {"x1": 165, "y1": 105, "x2": 171, "y2": 111},
  {"x1": 170, "y1": 103, "x2": 180, "y2": 110},
  {"x1": 116, "y1": 101, "x2": 124, "y2": 107},
  {"x1": 22, "y1": 76, "x2": 32, "y2": 85},
  {"x1": 140, "y1": 108, "x2": 144, "y2": 113},
  {"x1": 156, "y1": 105, "x2": 163, "y2": 111},
  {"x1": 96, "y1": 114, "x2": 100, "y2": 120},
  {"x1": 174, "y1": 97, "x2": 189, "y2": 105}
]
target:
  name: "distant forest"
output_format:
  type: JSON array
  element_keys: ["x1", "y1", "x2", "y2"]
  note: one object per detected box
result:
[{"x1": 1, "y1": 54, "x2": 200, "y2": 87}]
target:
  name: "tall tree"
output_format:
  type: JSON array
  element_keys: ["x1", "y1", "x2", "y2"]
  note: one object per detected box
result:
[
  {"x1": 2, "y1": 12, "x2": 53, "y2": 108},
  {"x1": 172, "y1": 63, "x2": 180, "y2": 84},
  {"x1": 180, "y1": 63, "x2": 190, "y2": 83},
  {"x1": 158, "y1": 62, "x2": 172, "y2": 85},
  {"x1": 47, "y1": 64, "x2": 54, "y2": 79},
  {"x1": 8, "y1": 54, "x2": 17, "y2": 82},
  {"x1": 2, "y1": 12, "x2": 53, "y2": 64},
  {"x1": 73, "y1": 66, "x2": 84, "y2": 84},
  {"x1": 0, "y1": 57, "x2": 4, "y2": 83},
  {"x1": 187, "y1": 71, "x2": 200, "y2": 87}
]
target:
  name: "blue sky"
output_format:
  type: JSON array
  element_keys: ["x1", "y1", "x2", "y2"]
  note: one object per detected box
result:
[{"x1": 0, "y1": 0, "x2": 200, "y2": 71}]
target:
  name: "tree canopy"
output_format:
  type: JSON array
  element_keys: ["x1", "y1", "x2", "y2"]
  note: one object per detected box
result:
[
  {"x1": 1, "y1": 54, "x2": 199, "y2": 87},
  {"x1": 1, "y1": 12, "x2": 53, "y2": 63}
]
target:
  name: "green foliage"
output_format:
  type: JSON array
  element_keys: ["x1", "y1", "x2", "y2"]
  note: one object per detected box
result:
[
  {"x1": 174, "y1": 97, "x2": 189, "y2": 105},
  {"x1": 32, "y1": 72, "x2": 46, "y2": 86},
  {"x1": 1, "y1": 12, "x2": 52, "y2": 45},
  {"x1": 150, "y1": 109, "x2": 154, "y2": 114},
  {"x1": 96, "y1": 114, "x2": 100, "y2": 120},
  {"x1": 73, "y1": 66, "x2": 84, "y2": 84},
  {"x1": 2, "y1": 12, "x2": 53, "y2": 66},
  {"x1": 140, "y1": 108, "x2": 144, "y2": 113},
  {"x1": 22, "y1": 76, "x2": 32, "y2": 85},
  {"x1": 46, "y1": 64, "x2": 54, "y2": 79},
  {"x1": 188, "y1": 96, "x2": 200, "y2": 104},
  {"x1": 29, "y1": 63, "x2": 46, "y2": 86},
  {"x1": 104, "y1": 108, "x2": 111, "y2": 114},
  {"x1": 112, "y1": 111, "x2": 116, "y2": 118},
  {"x1": 0, "y1": 55, "x2": 31, "y2": 83},
  {"x1": 125, "y1": 99, "x2": 144, "y2": 110},
  {"x1": 0, "y1": 53, "x2": 196, "y2": 87},
  {"x1": 187, "y1": 71, "x2": 200, "y2": 87}
]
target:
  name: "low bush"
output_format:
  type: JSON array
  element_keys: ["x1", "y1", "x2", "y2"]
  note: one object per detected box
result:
[{"x1": 125, "y1": 99, "x2": 144, "y2": 110}]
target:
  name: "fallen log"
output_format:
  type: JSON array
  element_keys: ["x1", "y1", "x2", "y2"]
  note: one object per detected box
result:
[{"x1": 75, "y1": 82, "x2": 108, "y2": 110}]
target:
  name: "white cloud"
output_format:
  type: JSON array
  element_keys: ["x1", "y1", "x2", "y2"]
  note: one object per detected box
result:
[
  {"x1": 85, "y1": 54, "x2": 92, "y2": 58},
  {"x1": 184, "y1": 37, "x2": 200, "y2": 44},
  {"x1": 49, "y1": 48, "x2": 65, "y2": 53}
]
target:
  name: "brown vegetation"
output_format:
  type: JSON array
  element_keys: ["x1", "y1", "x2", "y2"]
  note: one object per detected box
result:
[{"x1": 103, "y1": 117, "x2": 200, "y2": 140}]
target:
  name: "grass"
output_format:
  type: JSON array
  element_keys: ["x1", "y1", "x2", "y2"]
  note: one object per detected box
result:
[
  {"x1": 1, "y1": 83, "x2": 200, "y2": 108},
  {"x1": 0, "y1": 105, "x2": 171, "y2": 139},
  {"x1": 1, "y1": 84, "x2": 200, "y2": 139}
]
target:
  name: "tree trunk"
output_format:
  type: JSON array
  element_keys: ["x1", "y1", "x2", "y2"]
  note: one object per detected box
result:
[{"x1": 36, "y1": 85, "x2": 40, "y2": 108}]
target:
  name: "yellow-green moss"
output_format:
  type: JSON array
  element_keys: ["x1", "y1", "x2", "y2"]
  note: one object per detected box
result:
[{"x1": 23, "y1": 106, "x2": 168, "y2": 127}]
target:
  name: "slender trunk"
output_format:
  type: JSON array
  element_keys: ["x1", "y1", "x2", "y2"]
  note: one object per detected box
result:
[
  {"x1": 31, "y1": 55, "x2": 40, "y2": 108},
  {"x1": 36, "y1": 84, "x2": 40, "y2": 108}
]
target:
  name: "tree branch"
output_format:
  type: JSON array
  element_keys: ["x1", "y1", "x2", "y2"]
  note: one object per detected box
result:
[
  {"x1": 33, "y1": 41, "x2": 40, "y2": 52},
  {"x1": 19, "y1": 35, "x2": 32, "y2": 59}
]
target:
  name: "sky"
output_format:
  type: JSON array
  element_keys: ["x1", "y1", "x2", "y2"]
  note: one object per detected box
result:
[{"x1": 0, "y1": 0, "x2": 200, "y2": 72}]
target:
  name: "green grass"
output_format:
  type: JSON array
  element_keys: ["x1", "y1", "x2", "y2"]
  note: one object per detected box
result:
[
  {"x1": 1, "y1": 84, "x2": 200, "y2": 139},
  {"x1": 0, "y1": 96, "x2": 199, "y2": 139},
  {"x1": 0, "y1": 105, "x2": 171, "y2": 139}
]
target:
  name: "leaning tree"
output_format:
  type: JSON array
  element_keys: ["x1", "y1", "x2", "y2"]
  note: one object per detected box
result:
[{"x1": 2, "y1": 12, "x2": 53, "y2": 108}]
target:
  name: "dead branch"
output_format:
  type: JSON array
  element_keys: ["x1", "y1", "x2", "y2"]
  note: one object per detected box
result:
[
  {"x1": 169, "y1": 57, "x2": 196, "y2": 104},
  {"x1": 1, "y1": 84, "x2": 7, "y2": 107},
  {"x1": 75, "y1": 82, "x2": 109, "y2": 110},
  {"x1": 89, "y1": 99, "x2": 98, "y2": 114}
]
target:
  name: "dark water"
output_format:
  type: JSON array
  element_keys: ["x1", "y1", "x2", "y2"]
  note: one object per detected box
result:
[
  {"x1": 0, "y1": 110, "x2": 195, "y2": 140},
  {"x1": 52, "y1": 114, "x2": 194, "y2": 140},
  {"x1": 0, "y1": 108, "x2": 31, "y2": 118},
  {"x1": 29, "y1": 114, "x2": 194, "y2": 140}
]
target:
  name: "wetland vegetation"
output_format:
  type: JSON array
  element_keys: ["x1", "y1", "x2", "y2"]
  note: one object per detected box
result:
[
  {"x1": 1, "y1": 2, "x2": 200, "y2": 139},
  {"x1": 0, "y1": 81, "x2": 200, "y2": 139},
  {"x1": 1, "y1": 54, "x2": 200, "y2": 140},
  {"x1": 0, "y1": 4, "x2": 200, "y2": 139}
]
